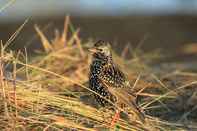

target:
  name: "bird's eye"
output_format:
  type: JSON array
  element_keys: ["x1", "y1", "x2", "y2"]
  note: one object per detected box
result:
[{"x1": 97, "y1": 48, "x2": 103, "y2": 52}]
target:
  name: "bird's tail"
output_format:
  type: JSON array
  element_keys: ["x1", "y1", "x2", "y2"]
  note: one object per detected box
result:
[
  {"x1": 134, "y1": 106, "x2": 145, "y2": 122},
  {"x1": 128, "y1": 102, "x2": 146, "y2": 123}
]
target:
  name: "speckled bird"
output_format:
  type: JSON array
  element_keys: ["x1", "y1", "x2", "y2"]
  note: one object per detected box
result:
[{"x1": 88, "y1": 40, "x2": 145, "y2": 122}]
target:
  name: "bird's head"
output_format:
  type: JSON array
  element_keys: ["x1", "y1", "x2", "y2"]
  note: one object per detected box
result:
[{"x1": 89, "y1": 40, "x2": 112, "y2": 61}]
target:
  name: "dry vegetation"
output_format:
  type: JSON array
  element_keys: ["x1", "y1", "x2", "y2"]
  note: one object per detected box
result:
[{"x1": 1, "y1": 16, "x2": 197, "y2": 131}]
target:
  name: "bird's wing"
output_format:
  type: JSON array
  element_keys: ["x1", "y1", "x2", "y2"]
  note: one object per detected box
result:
[
  {"x1": 98, "y1": 64, "x2": 136, "y2": 100},
  {"x1": 98, "y1": 76, "x2": 145, "y2": 122},
  {"x1": 99, "y1": 64, "x2": 129, "y2": 88},
  {"x1": 97, "y1": 65, "x2": 145, "y2": 122},
  {"x1": 98, "y1": 75, "x2": 136, "y2": 105}
]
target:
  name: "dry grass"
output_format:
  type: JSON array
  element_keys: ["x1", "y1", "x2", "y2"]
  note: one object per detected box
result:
[{"x1": 1, "y1": 16, "x2": 197, "y2": 131}]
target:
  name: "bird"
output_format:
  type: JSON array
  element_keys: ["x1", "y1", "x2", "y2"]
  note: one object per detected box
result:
[{"x1": 88, "y1": 40, "x2": 145, "y2": 126}]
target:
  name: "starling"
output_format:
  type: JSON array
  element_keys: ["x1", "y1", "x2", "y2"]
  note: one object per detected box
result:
[{"x1": 88, "y1": 40, "x2": 145, "y2": 123}]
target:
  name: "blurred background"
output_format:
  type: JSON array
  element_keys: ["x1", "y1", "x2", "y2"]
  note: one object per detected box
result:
[{"x1": 1, "y1": 0, "x2": 197, "y2": 56}]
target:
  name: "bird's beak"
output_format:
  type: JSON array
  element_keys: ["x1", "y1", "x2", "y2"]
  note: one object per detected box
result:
[{"x1": 88, "y1": 48, "x2": 97, "y2": 53}]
